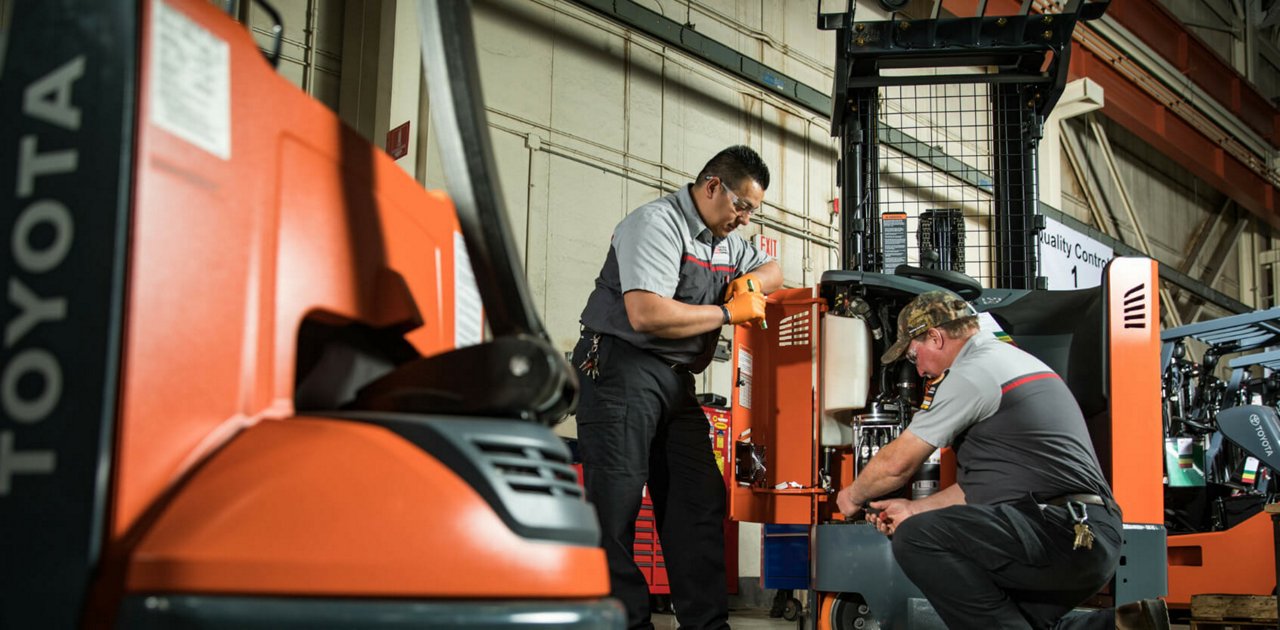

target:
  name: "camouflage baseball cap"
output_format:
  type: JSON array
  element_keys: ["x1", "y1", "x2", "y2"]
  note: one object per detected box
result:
[{"x1": 880, "y1": 290, "x2": 977, "y2": 364}]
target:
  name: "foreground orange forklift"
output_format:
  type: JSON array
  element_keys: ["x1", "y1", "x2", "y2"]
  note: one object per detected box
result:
[{"x1": 1, "y1": 0, "x2": 620, "y2": 626}]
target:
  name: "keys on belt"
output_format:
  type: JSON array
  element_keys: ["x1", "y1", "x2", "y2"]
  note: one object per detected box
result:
[
  {"x1": 1066, "y1": 501, "x2": 1095, "y2": 551},
  {"x1": 578, "y1": 333, "x2": 601, "y2": 381},
  {"x1": 1037, "y1": 493, "x2": 1106, "y2": 552}
]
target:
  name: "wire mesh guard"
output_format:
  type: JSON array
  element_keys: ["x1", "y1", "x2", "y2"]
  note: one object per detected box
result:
[{"x1": 867, "y1": 77, "x2": 1039, "y2": 288}]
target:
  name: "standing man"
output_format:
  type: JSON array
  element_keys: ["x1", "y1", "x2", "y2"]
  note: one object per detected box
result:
[
  {"x1": 835, "y1": 291, "x2": 1122, "y2": 629},
  {"x1": 574, "y1": 145, "x2": 782, "y2": 630}
]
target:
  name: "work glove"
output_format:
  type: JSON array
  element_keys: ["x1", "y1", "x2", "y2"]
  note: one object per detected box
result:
[
  {"x1": 725, "y1": 273, "x2": 763, "y2": 301},
  {"x1": 724, "y1": 290, "x2": 767, "y2": 325}
]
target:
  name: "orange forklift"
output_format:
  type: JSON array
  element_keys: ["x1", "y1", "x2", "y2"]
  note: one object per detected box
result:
[
  {"x1": 727, "y1": 259, "x2": 1165, "y2": 628},
  {"x1": 0, "y1": 0, "x2": 619, "y2": 626},
  {"x1": 1160, "y1": 311, "x2": 1280, "y2": 609},
  {"x1": 723, "y1": 0, "x2": 1167, "y2": 627}
]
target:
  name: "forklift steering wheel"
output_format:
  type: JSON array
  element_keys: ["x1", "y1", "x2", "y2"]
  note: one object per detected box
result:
[{"x1": 893, "y1": 264, "x2": 983, "y2": 301}]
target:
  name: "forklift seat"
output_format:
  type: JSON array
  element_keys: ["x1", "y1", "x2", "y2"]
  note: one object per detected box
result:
[{"x1": 982, "y1": 287, "x2": 1107, "y2": 419}]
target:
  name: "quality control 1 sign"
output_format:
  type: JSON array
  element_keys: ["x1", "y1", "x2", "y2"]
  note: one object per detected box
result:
[{"x1": 1039, "y1": 216, "x2": 1113, "y2": 289}]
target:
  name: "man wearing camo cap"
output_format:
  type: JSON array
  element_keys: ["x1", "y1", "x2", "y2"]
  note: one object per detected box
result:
[{"x1": 834, "y1": 290, "x2": 1122, "y2": 629}]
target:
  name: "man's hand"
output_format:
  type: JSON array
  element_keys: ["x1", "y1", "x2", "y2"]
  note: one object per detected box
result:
[
  {"x1": 836, "y1": 486, "x2": 862, "y2": 518},
  {"x1": 725, "y1": 273, "x2": 763, "y2": 301},
  {"x1": 724, "y1": 290, "x2": 766, "y2": 325},
  {"x1": 866, "y1": 498, "x2": 916, "y2": 536}
]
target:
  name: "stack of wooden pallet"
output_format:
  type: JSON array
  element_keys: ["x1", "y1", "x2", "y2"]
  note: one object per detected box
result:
[{"x1": 1190, "y1": 594, "x2": 1278, "y2": 629}]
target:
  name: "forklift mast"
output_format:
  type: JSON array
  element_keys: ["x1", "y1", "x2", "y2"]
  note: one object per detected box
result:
[{"x1": 820, "y1": 0, "x2": 1110, "y2": 289}]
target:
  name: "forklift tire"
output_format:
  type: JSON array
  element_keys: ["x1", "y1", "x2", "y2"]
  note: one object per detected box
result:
[
  {"x1": 824, "y1": 592, "x2": 877, "y2": 630},
  {"x1": 783, "y1": 597, "x2": 802, "y2": 621}
]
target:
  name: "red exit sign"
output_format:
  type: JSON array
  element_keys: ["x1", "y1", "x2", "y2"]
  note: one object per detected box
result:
[
  {"x1": 753, "y1": 234, "x2": 778, "y2": 258},
  {"x1": 386, "y1": 121, "x2": 410, "y2": 160}
]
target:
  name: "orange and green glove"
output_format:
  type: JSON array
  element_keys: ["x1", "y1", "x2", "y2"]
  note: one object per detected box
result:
[
  {"x1": 723, "y1": 290, "x2": 767, "y2": 325},
  {"x1": 725, "y1": 273, "x2": 763, "y2": 301}
]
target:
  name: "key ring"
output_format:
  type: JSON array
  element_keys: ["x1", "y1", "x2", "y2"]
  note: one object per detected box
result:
[{"x1": 1066, "y1": 501, "x2": 1087, "y2": 523}]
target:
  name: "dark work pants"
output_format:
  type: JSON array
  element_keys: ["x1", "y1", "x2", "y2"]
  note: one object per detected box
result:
[
  {"x1": 890, "y1": 498, "x2": 1122, "y2": 630},
  {"x1": 572, "y1": 333, "x2": 729, "y2": 630}
]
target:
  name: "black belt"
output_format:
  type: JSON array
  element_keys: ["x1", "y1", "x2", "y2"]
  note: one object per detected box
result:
[
  {"x1": 582, "y1": 329, "x2": 695, "y2": 374},
  {"x1": 1041, "y1": 493, "x2": 1108, "y2": 508},
  {"x1": 1039, "y1": 491, "x2": 1121, "y2": 517}
]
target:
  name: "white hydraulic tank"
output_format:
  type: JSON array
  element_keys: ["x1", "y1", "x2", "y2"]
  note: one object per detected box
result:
[{"x1": 820, "y1": 314, "x2": 872, "y2": 447}]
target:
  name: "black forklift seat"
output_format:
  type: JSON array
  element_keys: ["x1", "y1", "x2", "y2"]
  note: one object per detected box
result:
[{"x1": 981, "y1": 287, "x2": 1107, "y2": 419}]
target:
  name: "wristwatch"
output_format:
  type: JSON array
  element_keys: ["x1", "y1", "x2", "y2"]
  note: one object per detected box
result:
[{"x1": 719, "y1": 304, "x2": 731, "y2": 325}]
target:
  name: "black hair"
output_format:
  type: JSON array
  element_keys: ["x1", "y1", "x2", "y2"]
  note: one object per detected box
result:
[{"x1": 696, "y1": 145, "x2": 770, "y2": 191}]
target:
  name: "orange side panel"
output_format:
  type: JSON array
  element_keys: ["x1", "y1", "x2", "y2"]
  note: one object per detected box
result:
[
  {"x1": 114, "y1": 0, "x2": 462, "y2": 540},
  {"x1": 1165, "y1": 513, "x2": 1276, "y2": 608},
  {"x1": 128, "y1": 418, "x2": 608, "y2": 598},
  {"x1": 1105, "y1": 258, "x2": 1162, "y2": 524},
  {"x1": 728, "y1": 288, "x2": 821, "y2": 525}
]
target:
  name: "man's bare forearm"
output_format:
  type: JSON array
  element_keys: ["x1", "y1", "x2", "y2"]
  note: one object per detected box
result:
[{"x1": 624, "y1": 290, "x2": 725, "y2": 339}]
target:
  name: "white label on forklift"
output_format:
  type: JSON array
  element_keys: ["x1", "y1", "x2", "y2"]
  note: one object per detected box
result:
[
  {"x1": 454, "y1": 231, "x2": 483, "y2": 348},
  {"x1": 977, "y1": 312, "x2": 1007, "y2": 338},
  {"x1": 150, "y1": 0, "x2": 231, "y2": 160},
  {"x1": 737, "y1": 348, "x2": 753, "y2": 409}
]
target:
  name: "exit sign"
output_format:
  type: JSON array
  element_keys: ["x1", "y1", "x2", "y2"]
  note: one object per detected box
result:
[
  {"x1": 386, "y1": 121, "x2": 410, "y2": 160},
  {"x1": 753, "y1": 234, "x2": 778, "y2": 258}
]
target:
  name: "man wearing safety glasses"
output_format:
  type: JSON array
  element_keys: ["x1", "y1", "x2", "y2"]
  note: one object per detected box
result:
[{"x1": 573, "y1": 145, "x2": 781, "y2": 630}]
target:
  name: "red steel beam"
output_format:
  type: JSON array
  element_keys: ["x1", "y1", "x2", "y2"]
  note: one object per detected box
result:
[
  {"x1": 942, "y1": 0, "x2": 1280, "y2": 228},
  {"x1": 1106, "y1": 0, "x2": 1280, "y2": 148},
  {"x1": 1069, "y1": 46, "x2": 1280, "y2": 229},
  {"x1": 949, "y1": 0, "x2": 1280, "y2": 146}
]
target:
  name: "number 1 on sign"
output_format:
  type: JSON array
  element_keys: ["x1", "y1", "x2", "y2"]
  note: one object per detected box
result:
[{"x1": 1071, "y1": 266, "x2": 1077, "y2": 288}]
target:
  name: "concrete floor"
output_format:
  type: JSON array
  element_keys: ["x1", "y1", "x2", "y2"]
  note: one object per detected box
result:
[
  {"x1": 651, "y1": 607, "x2": 1193, "y2": 629},
  {"x1": 653, "y1": 608, "x2": 796, "y2": 629}
]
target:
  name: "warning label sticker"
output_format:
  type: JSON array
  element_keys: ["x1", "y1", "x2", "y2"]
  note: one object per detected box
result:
[{"x1": 151, "y1": 0, "x2": 230, "y2": 159}]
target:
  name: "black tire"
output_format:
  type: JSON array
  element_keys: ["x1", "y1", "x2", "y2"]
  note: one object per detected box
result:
[{"x1": 828, "y1": 593, "x2": 877, "y2": 630}]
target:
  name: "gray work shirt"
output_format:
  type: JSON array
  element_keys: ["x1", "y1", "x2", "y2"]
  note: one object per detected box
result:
[
  {"x1": 579, "y1": 184, "x2": 772, "y2": 372},
  {"x1": 907, "y1": 334, "x2": 1114, "y2": 506}
]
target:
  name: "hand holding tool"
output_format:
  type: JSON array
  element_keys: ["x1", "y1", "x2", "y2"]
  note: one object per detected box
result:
[
  {"x1": 726, "y1": 273, "x2": 761, "y2": 301},
  {"x1": 746, "y1": 279, "x2": 768, "y2": 329},
  {"x1": 724, "y1": 290, "x2": 767, "y2": 325}
]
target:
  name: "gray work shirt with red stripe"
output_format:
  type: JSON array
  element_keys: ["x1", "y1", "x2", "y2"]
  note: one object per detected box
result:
[
  {"x1": 579, "y1": 184, "x2": 771, "y2": 372},
  {"x1": 907, "y1": 333, "x2": 1114, "y2": 506}
]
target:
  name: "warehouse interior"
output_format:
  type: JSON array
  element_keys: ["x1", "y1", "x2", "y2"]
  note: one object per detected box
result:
[{"x1": 4, "y1": 0, "x2": 1280, "y2": 628}]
